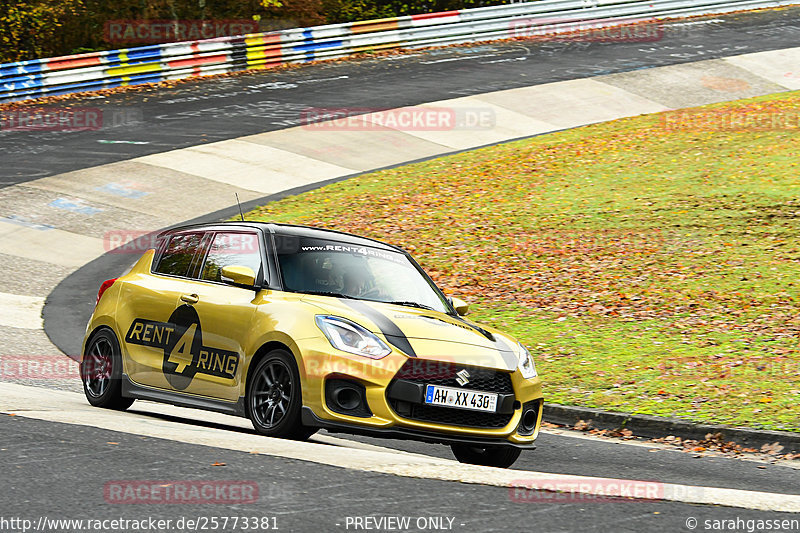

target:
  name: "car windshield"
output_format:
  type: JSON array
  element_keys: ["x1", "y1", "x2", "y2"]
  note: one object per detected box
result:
[{"x1": 274, "y1": 234, "x2": 450, "y2": 314}]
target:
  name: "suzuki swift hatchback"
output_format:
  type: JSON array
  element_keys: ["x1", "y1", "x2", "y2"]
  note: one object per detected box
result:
[{"x1": 81, "y1": 222, "x2": 543, "y2": 468}]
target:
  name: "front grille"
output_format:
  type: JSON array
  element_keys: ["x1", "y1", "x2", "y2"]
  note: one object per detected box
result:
[
  {"x1": 388, "y1": 360, "x2": 515, "y2": 429},
  {"x1": 398, "y1": 403, "x2": 514, "y2": 428},
  {"x1": 393, "y1": 359, "x2": 514, "y2": 394}
]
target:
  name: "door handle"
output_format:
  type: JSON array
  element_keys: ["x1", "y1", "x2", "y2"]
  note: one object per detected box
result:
[{"x1": 180, "y1": 293, "x2": 199, "y2": 305}]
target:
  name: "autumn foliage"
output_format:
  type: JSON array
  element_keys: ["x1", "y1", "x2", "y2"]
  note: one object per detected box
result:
[{"x1": 0, "y1": 0, "x2": 504, "y2": 63}]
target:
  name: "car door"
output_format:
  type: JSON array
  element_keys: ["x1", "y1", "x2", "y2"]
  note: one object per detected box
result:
[
  {"x1": 168, "y1": 230, "x2": 264, "y2": 402},
  {"x1": 120, "y1": 230, "x2": 210, "y2": 389}
]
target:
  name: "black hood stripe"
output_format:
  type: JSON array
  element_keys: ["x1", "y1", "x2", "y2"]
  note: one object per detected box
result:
[
  {"x1": 341, "y1": 300, "x2": 417, "y2": 357},
  {"x1": 444, "y1": 314, "x2": 495, "y2": 341},
  {"x1": 491, "y1": 333, "x2": 520, "y2": 370},
  {"x1": 448, "y1": 314, "x2": 519, "y2": 370}
]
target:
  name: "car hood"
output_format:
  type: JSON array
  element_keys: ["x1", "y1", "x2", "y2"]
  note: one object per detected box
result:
[{"x1": 301, "y1": 295, "x2": 520, "y2": 371}]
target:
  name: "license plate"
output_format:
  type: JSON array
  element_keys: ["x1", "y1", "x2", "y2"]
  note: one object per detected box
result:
[{"x1": 424, "y1": 384, "x2": 498, "y2": 413}]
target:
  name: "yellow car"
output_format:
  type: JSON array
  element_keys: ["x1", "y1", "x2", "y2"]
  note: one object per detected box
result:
[{"x1": 81, "y1": 222, "x2": 543, "y2": 468}]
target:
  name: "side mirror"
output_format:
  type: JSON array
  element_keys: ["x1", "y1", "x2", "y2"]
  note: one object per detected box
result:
[
  {"x1": 221, "y1": 265, "x2": 256, "y2": 288},
  {"x1": 451, "y1": 296, "x2": 469, "y2": 316}
]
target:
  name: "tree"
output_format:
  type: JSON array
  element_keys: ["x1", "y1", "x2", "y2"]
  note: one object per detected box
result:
[{"x1": 0, "y1": 0, "x2": 84, "y2": 63}]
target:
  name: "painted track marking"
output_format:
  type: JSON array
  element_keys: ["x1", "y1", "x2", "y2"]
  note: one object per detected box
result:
[{"x1": 1, "y1": 382, "x2": 799, "y2": 513}]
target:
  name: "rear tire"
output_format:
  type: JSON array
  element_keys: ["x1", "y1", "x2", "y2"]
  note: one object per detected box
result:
[
  {"x1": 450, "y1": 444, "x2": 521, "y2": 468},
  {"x1": 81, "y1": 329, "x2": 134, "y2": 410},
  {"x1": 247, "y1": 349, "x2": 316, "y2": 440}
]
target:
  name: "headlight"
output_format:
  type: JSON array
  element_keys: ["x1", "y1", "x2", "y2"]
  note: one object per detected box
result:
[
  {"x1": 315, "y1": 315, "x2": 392, "y2": 359},
  {"x1": 518, "y1": 343, "x2": 537, "y2": 379}
]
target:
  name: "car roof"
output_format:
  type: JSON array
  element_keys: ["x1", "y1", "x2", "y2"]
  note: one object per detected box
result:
[{"x1": 160, "y1": 221, "x2": 405, "y2": 253}]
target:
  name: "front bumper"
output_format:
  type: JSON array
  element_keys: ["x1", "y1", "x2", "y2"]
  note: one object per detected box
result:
[
  {"x1": 297, "y1": 337, "x2": 544, "y2": 445},
  {"x1": 301, "y1": 408, "x2": 537, "y2": 449}
]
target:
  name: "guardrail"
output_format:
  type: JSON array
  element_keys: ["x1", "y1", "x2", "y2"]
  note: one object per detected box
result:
[{"x1": 1, "y1": 0, "x2": 798, "y2": 103}]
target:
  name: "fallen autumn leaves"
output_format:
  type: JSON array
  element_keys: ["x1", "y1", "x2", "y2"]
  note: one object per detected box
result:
[{"x1": 248, "y1": 90, "x2": 800, "y2": 431}]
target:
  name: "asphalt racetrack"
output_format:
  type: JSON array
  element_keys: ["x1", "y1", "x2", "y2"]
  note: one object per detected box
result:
[
  {"x1": 1, "y1": 7, "x2": 799, "y2": 185},
  {"x1": 2, "y1": 6, "x2": 800, "y2": 532}
]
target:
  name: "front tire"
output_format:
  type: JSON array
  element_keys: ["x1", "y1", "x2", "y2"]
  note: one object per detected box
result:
[
  {"x1": 247, "y1": 349, "x2": 316, "y2": 440},
  {"x1": 80, "y1": 329, "x2": 134, "y2": 410},
  {"x1": 450, "y1": 444, "x2": 521, "y2": 468}
]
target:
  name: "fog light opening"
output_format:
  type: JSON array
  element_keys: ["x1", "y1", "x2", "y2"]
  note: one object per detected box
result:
[
  {"x1": 521, "y1": 408, "x2": 537, "y2": 432},
  {"x1": 333, "y1": 386, "x2": 361, "y2": 411},
  {"x1": 325, "y1": 378, "x2": 372, "y2": 418}
]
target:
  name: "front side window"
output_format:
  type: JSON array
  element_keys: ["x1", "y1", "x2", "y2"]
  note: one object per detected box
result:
[
  {"x1": 155, "y1": 232, "x2": 205, "y2": 277},
  {"x1": 274, "y1": 235, "x2": 449, "y2": 313},
  {"x1": 201, "y1": 232, "x2": 263, "y2": 283}
]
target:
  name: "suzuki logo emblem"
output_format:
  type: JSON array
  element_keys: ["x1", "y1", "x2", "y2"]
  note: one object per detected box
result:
[{"x1": 455, "y1": 369, "x2": 471, "y2": 386}]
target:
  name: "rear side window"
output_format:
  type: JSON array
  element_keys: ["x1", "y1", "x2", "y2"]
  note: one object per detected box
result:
[
  {"x1": 155, "y1": 233, "x2": 205, "y2": 277},
  {"x1": 201, "y1": 232, "x2": 263, "y2": 283}
]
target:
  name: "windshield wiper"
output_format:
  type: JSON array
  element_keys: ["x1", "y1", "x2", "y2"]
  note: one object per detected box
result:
[
  {"x1": 298, "y1": 290, "x2": 356, "y2": 300},
  {"x1": 299, "y1": 292, "x2": 436, "y2": 309},
  {"x1": 386, "y1": 300, "x2": 437, "y2": 311}
]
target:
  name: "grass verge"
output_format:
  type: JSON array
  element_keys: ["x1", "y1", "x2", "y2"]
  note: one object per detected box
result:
[{"x1": 247, "y1": 91, "x2": 800, "y2": 431}]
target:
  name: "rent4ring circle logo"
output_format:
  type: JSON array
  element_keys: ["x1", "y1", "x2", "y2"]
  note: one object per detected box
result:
[{"x1": 125, "y1": 306, "x2": 238, "y2": 390}]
